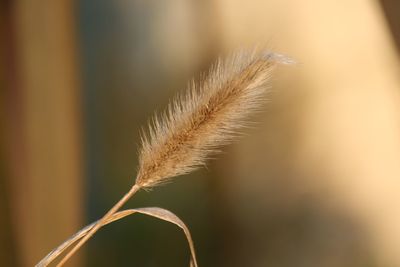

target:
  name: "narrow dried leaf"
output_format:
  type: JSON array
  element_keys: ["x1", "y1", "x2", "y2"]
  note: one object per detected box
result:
[{"x1": 36, "y1": 207, "x2": 198, "y2": 267}]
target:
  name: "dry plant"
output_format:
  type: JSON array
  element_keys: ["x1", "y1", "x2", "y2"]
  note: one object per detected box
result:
[{"x1": 37, "y1": 49, "x2": 291, "y2": 267}]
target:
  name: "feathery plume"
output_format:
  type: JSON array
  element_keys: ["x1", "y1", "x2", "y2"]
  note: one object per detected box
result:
[{"x1": 136, "y1": 50, "x2": 286, "y2": 187}]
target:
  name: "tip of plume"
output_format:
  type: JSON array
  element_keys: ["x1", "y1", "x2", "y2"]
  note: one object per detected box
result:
[{"x1": 264, "y1": 52, "x2": 296, "y2": 65}]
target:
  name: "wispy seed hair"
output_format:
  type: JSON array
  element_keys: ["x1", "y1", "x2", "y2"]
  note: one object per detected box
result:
[{"x1": 136, "y1": 50, "x2": 289, "y2": 188}]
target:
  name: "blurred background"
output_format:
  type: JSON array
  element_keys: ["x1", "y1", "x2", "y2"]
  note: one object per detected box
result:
[{"x1": 2, "y1": 0, "x2": 400, "y2": 266}]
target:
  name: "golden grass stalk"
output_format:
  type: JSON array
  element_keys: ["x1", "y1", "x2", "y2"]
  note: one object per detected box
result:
[{"x1": 49, "y1": 50, "x2": 289, "y2": 267}]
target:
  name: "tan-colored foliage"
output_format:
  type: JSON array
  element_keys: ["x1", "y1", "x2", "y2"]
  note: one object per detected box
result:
[{"x1": 136, "y1": 51, "x2": 283, "y2": 187}]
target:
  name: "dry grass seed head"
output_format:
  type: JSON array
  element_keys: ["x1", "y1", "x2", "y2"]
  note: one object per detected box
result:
[{"x1": 136, "y1": 50, "x2": 285, "y2": 188}]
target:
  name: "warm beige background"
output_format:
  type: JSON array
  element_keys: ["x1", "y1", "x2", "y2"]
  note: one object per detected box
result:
[{"x1": 2, "y1": 0, "x2": 400, "y2": 266}]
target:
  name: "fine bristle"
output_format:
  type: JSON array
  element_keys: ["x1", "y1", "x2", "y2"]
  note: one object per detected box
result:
[{"x1": 136, "y1": 50, "x2": 284, "y2": 188}]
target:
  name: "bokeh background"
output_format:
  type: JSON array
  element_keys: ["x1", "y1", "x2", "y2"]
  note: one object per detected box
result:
[{"x1": 2, "y1": 0, "x2": 400, "y2": 266}]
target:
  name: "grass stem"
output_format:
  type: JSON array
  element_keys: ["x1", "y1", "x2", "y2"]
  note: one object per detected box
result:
[{"x1": 56, "y1": 184, "x2": 141, "y2": 267}]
